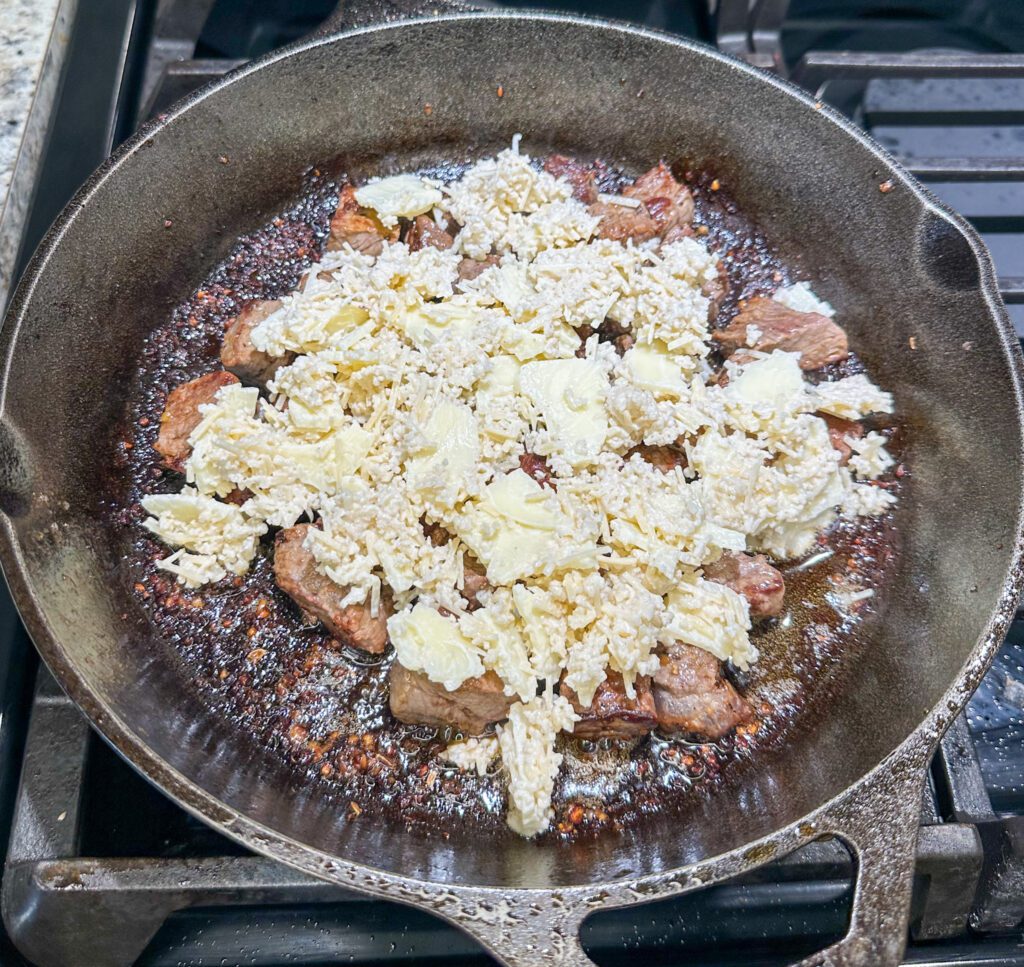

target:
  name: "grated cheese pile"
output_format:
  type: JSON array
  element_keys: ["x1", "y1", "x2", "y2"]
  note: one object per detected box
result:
[{"x1": 142, "y1": 141, "x2": 898, "y2": 836}]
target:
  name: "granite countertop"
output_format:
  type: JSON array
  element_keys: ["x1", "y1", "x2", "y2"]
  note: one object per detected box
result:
[{"x1": 0, "y1": 0, "x2": 77, "y2": 314}]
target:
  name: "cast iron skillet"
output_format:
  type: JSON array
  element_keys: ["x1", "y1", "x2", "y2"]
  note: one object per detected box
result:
[{"x1": 1, "y1": 3, "x2": 1023, "y2": 964}]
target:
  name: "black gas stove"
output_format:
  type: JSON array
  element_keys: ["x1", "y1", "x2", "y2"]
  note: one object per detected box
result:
[{"x1": 3, "y1": 1, "x2": 1024, "y2": 964}]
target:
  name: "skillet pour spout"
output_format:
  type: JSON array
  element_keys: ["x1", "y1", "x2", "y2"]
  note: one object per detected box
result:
[{"x1": 0, "y1": 7, "x2": 1022, "y2": 966}]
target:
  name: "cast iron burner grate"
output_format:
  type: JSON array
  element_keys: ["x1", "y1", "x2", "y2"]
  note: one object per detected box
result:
[{"x1": 4, "y1": 1, "x2": 1024, "y2": 964}]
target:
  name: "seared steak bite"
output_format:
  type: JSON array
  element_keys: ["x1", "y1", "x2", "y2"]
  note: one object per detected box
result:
[
  {"x1": 653, "y1": 642, "x2": 754, "y2": 740},
  {"x1": 221, "y1": 299, "x2": 291, "y2": 386},
  {"x1": 155, "y1": 370, "x2": 239, "y2": 472},
  {"x1": 561, "y1": 672, "x2": 658, "y2": 739},
  {"x1": 625, "y1": 162, "x2": 695, "y2": 232},
  {"x1": 461, "y1": 555, "x2": 490, "y2": 610},
  {"x1": 821, "y1": 413, "x2": 863, "y2": 467},
  {"x1": 519, "y1": 451, "x2": 556, "y2": 490},
  {"x1": 273, "y1": 524, "x2": 389, "y2": 654},
  {"x1": 703, "y1": 551, "x2": 785, "y2": 619},
  {"x1": 389, "y1": 663, "x2": 513, "y2": 735},
  {"x1": 406, "y1": 214, "x2": 454, "y2": 252},
  {"x1": 543, "y1": 154, "x2": 598, "y2": 204},
  {"x1": 326, "y1": 185, "x2": 396, "y2": 255},
  {"x1": 713, "y1": 297, "x2": 849, "y2": 370},
  {"x1": 591, "y1": 162, "x2": 694, "y2": 243},
  {"x1": 456, "y1": 254, "x2": 500, "y2": 286},
  {"x1": 630, "y1": 444, "x2": 687, "y2": 475},
  {"x1": 421, "y1": 520, "x2": 491, "y2": 608}
]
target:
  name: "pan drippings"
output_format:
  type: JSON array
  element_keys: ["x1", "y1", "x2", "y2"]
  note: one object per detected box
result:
[{"x1": 106, "y1": 158, "x2": 902, "y2": 843}]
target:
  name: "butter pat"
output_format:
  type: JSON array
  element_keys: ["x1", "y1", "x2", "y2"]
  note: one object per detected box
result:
[
  {"x1": 519, "y1": 357, "x2": 607, "y2": 467},
  {"x1": 729, "y1": 351, "x2": 803, "y2": 408},
  {"x1": 456, "y1": 469, "x2": 596, "y2": 584},
  {"x1": 388, "y1": 603, "x2": 484, "y2": 690},
  {"x1": 398, "y1": 301, "x2": 479, "y2": 350},
  {"x1": 354, "y1": 175, "x2": 443, "y2": 227},
  {"x1": 623, "y1": 341, "x2": 687, "y2": 399},
  {"x1": 406, "y1": 398, "x2": 480, "y2": 505}
]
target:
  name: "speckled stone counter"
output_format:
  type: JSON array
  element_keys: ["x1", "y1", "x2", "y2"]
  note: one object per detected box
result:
[{"x1": 0, "y1": 0, "x2": 78, "y2": 312}]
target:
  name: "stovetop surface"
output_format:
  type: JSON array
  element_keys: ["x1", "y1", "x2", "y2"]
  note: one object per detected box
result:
[{"x1": 4, "y1": 0, "x2": 1024, "y2": 964}]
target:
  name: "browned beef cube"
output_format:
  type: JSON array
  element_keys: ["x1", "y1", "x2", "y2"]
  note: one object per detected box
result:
[
  {"x1": 629, "y1": 444, "x2": 687, "y2": 474},
  {"x1": 561, "y1": 672, "x2": 657, "y2": 739},
  {"x1": 273, "y1": 524, "x2": 389, "y2": 654},
  {"x1": 713, "y1": 297, "x2": 849, "y2": 370},
  {"x1": 326, "y1": 185, "x2": 396, "y2": 255},
  {"x1": 155, "y1": 370, "x2": 239, "y2": 472},
  {"x1": 461, "y1": 555, "x2": 490, "y2": 610},
  {"x1": 388, "y1": 663, "x2": 513, "y2": 735},
  {"x1": 591, "y1": 163, "x2": 694, "y2": 243},
  {"x1": 406, "y1": 215, "x2": 454, "y2": 252},
  {"x1": 821, "y1": 413, "x2": 863, "y2": 467},
  {"x1": 421, "y1": 520, "x2": 491, "y2": 609},
  {"x1": 456, "y1": 255, "x2": 501, "y2": 286},
  {"x1": 221, "y1": 299, "x2": 292, "y2": 386},
  {"x1": 625, "y1": 162, "x2": 695, "y2": 233},
  {"x1": 653, "y1": 642, "x2": 754, "y2": 740},
  {"x1": 703, "y1": 551, "x2": 785, "y2": 619},
  {"x1": 519, "y1": 452, "x2": 556, "y2": 490},
  {"x1": 590, "y1": 201, "x2": 661, "y2": 243},
  {"x1": 543, "y1": 154, "x2": 598, "y2": 204}
]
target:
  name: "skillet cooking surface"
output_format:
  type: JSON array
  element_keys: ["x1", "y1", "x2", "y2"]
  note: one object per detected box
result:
[
  {"x1": 0, "y1": 15, "x2": 1021, "y2": 896},
  {"x1": 107, "y1": 155, "x2": 903, "y2": 843}
]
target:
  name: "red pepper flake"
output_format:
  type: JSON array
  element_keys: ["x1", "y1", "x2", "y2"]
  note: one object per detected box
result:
[
  {"x1": 879, "y1": 179, "x2": 894, "y2": 193},
  {"x1": 123, "y1": 440, "x2": 133, "y2": 450},
  {"x1": 218, "y1": 668, "x2": 229, "y2": 680},
  {"x1": 423, "y1": 103, "x2": 433, "y2": 116},
  {"x1": 320, "y1": 763, "x2": 333, "y2": 777},
  {"x1": 696, "y1": 224, "x2": 709, "y2": 236},
  {"x1": 710, "y1": 179, "x2": 721, "y2": 191},
  {"x1": 246, "y1": 647, "x2": 267, "y2": 664},
  {"x1": 133, "y1": 582, "x2": 146, "y2": 593},
  {"x1": 496, "y1": 86, "x2": 504, "y2": 98},
  {"x1": 139, "y1": 416, "x2": 150, "y2": 426},
  {"x1": 567, "y1": 804, "x2": 584, "y2": 825}
]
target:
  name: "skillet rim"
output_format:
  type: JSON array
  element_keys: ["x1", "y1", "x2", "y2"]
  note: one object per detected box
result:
[{"x1": 0, "y1": 10, "x2": 1023, "y2": 904}]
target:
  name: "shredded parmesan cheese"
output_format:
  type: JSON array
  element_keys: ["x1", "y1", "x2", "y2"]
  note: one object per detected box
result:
[
  {"x1": 498, "y1": 692, "x2": 578, "y2": 837},
  {"x1": 445, "y1": 735, "x2": 499, "y2": 775}
]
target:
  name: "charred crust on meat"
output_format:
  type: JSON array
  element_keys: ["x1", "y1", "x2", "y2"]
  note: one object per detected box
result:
[{"x1": 154, "y1": 370, "x2": 239, "y2": 472}]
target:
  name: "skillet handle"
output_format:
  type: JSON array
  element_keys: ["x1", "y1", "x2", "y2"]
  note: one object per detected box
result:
[
  {"x1": 317, "y1": 0, "x2": 478, "y2": 34},
  {"x1": 444, "y1": 901, "x2": 597, "y2": 967},
  {"x1": 791, "y1": 753, "x2": 930, "y2": 967}
]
